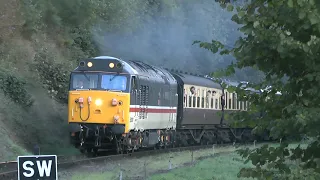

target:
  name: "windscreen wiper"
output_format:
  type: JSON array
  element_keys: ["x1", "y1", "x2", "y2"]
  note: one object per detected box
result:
[
  {"x1": 109, "y1": 73, "x2": 120, "y2": 82},
  {"x1": 82, "y1": 71, "x2": 90, "y2": 81}
]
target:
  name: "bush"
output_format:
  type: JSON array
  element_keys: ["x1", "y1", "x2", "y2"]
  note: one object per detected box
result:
[
  {"x1": 0, "y1": 69, "x2": 34, "y2": 107},
  {"x1": 32, "y1": 48, "x2": 69, "y2": 103}
]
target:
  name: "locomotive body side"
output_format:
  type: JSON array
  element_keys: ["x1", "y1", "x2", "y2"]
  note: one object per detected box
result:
[{"x1": 124, "y1": 61, "x2": 178, "y2": 148}]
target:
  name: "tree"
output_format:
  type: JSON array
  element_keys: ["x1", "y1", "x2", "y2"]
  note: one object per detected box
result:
[{"x1": 195, "y1": 0, "x2": 320, "y2": 179}]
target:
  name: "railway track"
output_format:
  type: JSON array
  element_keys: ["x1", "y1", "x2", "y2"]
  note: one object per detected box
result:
[
  {"x1": 0, "y1": 154, "x2": 87, "y2": 178},
  {"x1": 0, "y1": 142, "x2": 266, "y2": 180}
]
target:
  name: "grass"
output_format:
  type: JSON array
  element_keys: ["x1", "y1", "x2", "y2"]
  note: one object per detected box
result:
[
  {"x1": 62, "y1": 142, "x2": 310, "y2": 180},
  {"x1": 63, "y1": 143, "x2": 274, "y2": 180},
  {"x1": 150, "y1": 152, "x2": 254, "y2": 180},
  {"x1": 69, "y1": 172, "x2": 115, "y2": 180}
]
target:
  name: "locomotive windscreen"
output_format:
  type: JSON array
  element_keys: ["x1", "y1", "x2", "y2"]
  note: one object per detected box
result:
[
  {"x1": 70, "y1": 72, "x2": 129, "y2": 92},
  {"x1": 101, "y1": 74, "x2": 128, "y2": 91},
  {"x1": 71, "y1": 73, "x2": 99, "y2": 90}
]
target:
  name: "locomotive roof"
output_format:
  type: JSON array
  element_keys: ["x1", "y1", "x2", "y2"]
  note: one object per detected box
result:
[
  {"x1": 74, "y1": 56, "x2": 176, "y2": 85},
  {"x1": 171, "y1": 72, "x2": 222, "y2": 89},
  {"x1": 125, "y1": 60, "x2": 177, "y2": 85}
]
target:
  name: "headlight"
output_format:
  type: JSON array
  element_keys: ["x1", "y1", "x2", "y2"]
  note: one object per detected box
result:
[{"x1": 95, "y1": 99, "x2": 102, "y2": 106}]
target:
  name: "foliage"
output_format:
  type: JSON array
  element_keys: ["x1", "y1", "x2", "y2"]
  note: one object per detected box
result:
[
  {"x1": 18, "y1": 0, "x2": 155, "y2": 100},
  {"x1": 32, "y1": 48, "x2": 70, "y2": 103},
  {"x1": 194, "y1": 0, "x2": 320, "y2": 179},
  {"x1": 0, "y1": 69, "x2": 34, "y2": 107}
]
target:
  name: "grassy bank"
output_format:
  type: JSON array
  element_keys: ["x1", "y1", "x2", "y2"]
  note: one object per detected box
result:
[
  {"x1": 61, "y1": 143, "x2": 273, "y2": 180},
  {"x1": 61, "y1": 142, "x2": 307, "y2": 180},
  {"x1": 150, "y1": 152, "x2": 254, "y2": 180}
]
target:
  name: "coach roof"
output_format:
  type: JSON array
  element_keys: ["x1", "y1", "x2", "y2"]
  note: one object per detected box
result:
[{"x1": 171, "y1": 72, "x2": 222, "y2": 89}]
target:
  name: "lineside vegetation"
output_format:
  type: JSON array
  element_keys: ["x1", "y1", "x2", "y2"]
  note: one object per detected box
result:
[{"x1": 195, "y1": 0, "x2": 320, "y2": 179}]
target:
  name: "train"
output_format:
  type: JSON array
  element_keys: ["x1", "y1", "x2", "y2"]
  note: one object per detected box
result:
[{"x1": 67, "y1": 56, "x2": 269, "y2": 154}]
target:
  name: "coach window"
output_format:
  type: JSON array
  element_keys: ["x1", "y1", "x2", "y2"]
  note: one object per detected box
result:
[
  {"x1": 189, "y1": 86, "x2": 196, "y2": 107},
  {"x1": 211, "y1": 91, "x2": 215, "y2": 109},
  {"x1": 219, "y1": 95, "x2": 221, "y2": 109},
  {"x1": 206, "y1": 90, "x2": 210, "y2": 108},
  {"x1": 225, "y1": 92, "x2": 228, "y2": 110},
  {"x1": 211, "y1": 96, "x2": 214, "y2": 108},
  {"x1": 184, "y1": 89, "x2": 186, "y2": 107},
  {"x1": 201, "y1": 89, "x2": 205, "y2": 108},
  {"x1": 195, "y1": 89, "x2": 199, "y2": 108},
  {"x1": 234, "y1": 93, "x2": 238, "y2": 109},
  {"x1": 193, "y1": 88, "x2": 197, "y2": 107},
  {"x1": 243, "y1": 101, "x2": 247, "y2": 111},
  {"x1": 190, "y1": 86, "x2": 196, "y2": 95}
]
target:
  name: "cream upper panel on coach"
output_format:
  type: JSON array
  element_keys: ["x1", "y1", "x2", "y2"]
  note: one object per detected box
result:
[{"x1": 183, "y1": 84, "x2": 223, "y2": 110}]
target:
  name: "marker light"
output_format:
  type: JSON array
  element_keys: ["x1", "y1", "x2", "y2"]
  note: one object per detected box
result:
[
  {"x1": 79, "y1": 61, "x2": 85, "y2": 67},
  {"x1": 87, "y1": 62, "x2": 93, "y2": 67},
  {"x1": 95, "y1": 99, "x2": 102, "y2": 106},
  {"x1": 111, "y1": 98, "x2": 118, "y2": 106},
  {"x1": 109, "y1": 63, "x2": 115, "y2": 68},
  {"x1": 116, "y1": 63, "x2": 122, "y2": 68}
]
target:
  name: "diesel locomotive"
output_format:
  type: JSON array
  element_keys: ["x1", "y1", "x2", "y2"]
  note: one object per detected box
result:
[{"x1": 68, "y1": 56, "x2": 265, "y2": 154}]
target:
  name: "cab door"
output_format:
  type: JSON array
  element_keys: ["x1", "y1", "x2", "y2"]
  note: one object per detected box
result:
[{"x1": 130, "y1": 76, "x2": 138, "y2": 129}]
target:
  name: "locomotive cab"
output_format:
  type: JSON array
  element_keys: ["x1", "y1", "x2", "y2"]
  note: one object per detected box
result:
[{"x1": 68, "y1": 56, "x2": 134, "y2": 149}]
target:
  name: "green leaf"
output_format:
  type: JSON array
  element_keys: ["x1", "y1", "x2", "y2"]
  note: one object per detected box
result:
[
  {"x1": 309, "y1": 13, "x2": 320, "y2": 25},
  {"x1": 192, "y1": 40, "x2": 201, "y2": 45},
  {"x1": 220, "y1": 49, "x2": 230, "y2": 55},
  {"x1": 227, "y1": 4, "x2": 234, "y2": 12},
  {"x1": 238, "y1": 11, "x2": 245, "y2": 18},
  {"x1": 288, "y1": 0, "x2": 293, "y2": 7},
  {"x1": 240, "y1": 25, "x2": 253, "y2": 34},
  {"x1": 227, "y1": 86, "x2": 237, "y2": 93},
  {"x1": 253, "y1": 21, "x2": 260, "y2": 28},
  {"x1": 299, "y1": 11, "x2": 306, "y2": 19},
  {"x1": 310, "y1": 0, "x2": 315, "y2": 5}
]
